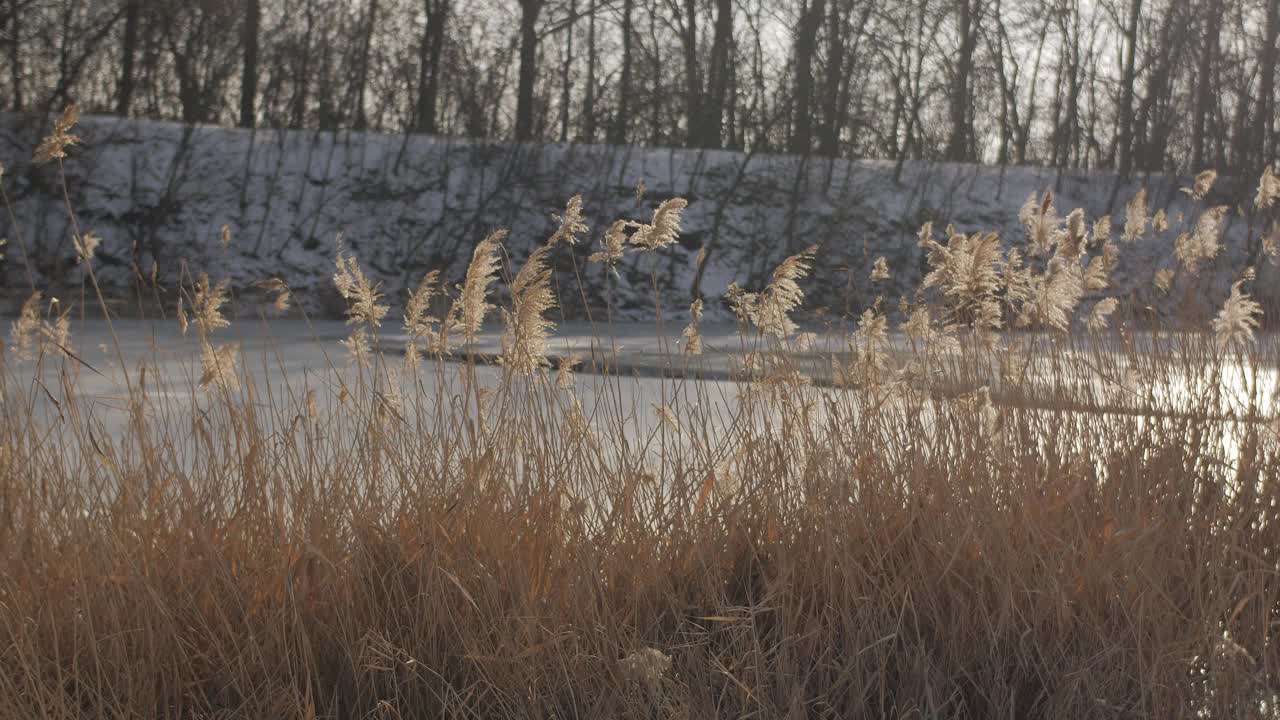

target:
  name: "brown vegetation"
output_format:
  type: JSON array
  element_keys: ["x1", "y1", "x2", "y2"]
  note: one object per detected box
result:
[{"x1": 1, "y1": 110, "x2": 1279, "y2": 719}]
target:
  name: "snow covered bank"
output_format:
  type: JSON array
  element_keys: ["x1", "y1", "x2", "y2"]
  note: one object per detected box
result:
[{"x1": 0, "y1": 112, "x2": 1270, "y2": 321}]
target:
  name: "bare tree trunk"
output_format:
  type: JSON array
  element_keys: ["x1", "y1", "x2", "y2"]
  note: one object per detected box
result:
[
  {"x1": 515, "y1": 0, "x2": 544, "y2": 141},
  {"x1": 818, "y1": 0, "x2": 845, "y2": 157},
  {"x1": 608, "y1": 0, "x2": 632, "y2": 144},
  {"x1": 990, "y1": 0, "x2": 1016, "y2": 164},
  {"x1": 239, "y1": 0, "x2": 260, "y2": 128},
  {"x1": 678, "y1": 0, "x2": 703, "y2": 146},
  {"x1": 945, "y1": 0, "x2": 981, "y2": 162},
  {"x1": 317, "y1": 13, "x2": 337, "y2": 130},
  {"x1": 1017, "y1": 14, "x2": 1050, "y2": 164},
  {"x1": 559, "y1": 0, "x2": 575, "y2": 142},
  {"x1": 790, "y1": 0, "x2": 824, "y2": 155},
  {"x1": 293, "y1": 0, "x2": 316, "y2": 128},
  {"x1": 1192, "y1": 0, "x2": 1220, "y2": 169},
  {"x1": 117, "y1": 0, "x2": 140, "y2": 115},
  {"x1": 353, "y1": 0, "x2": 379, "y2": 130},
  {"x1": 9, "y1": 0, "x2": 22, "y2": 111},
  {"x1": 649, "y1": 5, "x2": 661, "y2": 145},
  {"x1": 416, "y1": 0, "x2": 448, "y2": 134},
  {"x1": 1115, "y1": 0, "x2": 1141, "y2": 177},
  {"x1": 703, "y1": 0, "x2": 732, "y2": 148},
  {"x1": 581, "y1": 0, "x2": 597, "y2": 142},
  {"x1": 725, "y1": 35, "x2": 738, "y2": 147},
  {"x1": 1257, "y1": 0, "x2": 1278, "y2": 169}
]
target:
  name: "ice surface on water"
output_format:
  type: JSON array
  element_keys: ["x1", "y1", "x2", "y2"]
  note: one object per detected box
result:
[{"x1": 16, "y1": 320, "x2": 1275, "y2": 450}]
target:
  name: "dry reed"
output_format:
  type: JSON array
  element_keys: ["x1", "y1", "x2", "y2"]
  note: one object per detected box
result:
[{"x1": 1, "y1": 113, "x2": 1278, "y2": 720}]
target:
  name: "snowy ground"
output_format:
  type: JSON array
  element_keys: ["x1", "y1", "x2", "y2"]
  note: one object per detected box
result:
[{"x1": 2, "y1": 112, "x2": 1272, "y2": 325}]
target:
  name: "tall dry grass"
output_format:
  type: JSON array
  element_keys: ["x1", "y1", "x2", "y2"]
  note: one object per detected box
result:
[{"x1": 1, "y1": 108, "x2": 1279, "y2": 718}]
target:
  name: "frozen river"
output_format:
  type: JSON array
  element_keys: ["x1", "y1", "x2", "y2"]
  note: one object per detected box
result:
[
  {"x1": 7, "y1": 318, "x2": 1278, "y2": 454},
  {"x1": 7, "y1": 318, "x2": 772, "y2": 445}
]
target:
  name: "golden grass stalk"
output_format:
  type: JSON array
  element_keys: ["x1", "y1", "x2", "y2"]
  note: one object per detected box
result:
[
  {"x1": 403, "y1": 270, "x2": 440, "y2": 370},
  {"x1": 73, "y1": 230, "x2": 100, "y2": 263},
  {"x1": 255, "y1": 277, "x2": 292, "y2": 314},
  {"x1": 728, "y1": 245, "x2": 816, "y2": 339},
  {"x1": 459, "y1": 229, "x2": 505, "y2": 343},
  {"x1": 191, "y1": 272, "x2": 231, "y2": 333},
  {"x1": 870, "y1": 256, "x2": 890, "y2": 282},
  {"x1": 1184, "y1": 169, "x2": 1217, "y2": 200},
  {"x1": 1018, "y1": 190, "x2": 1059, "y2": 255},
  {"x1": 1087, "y1": 297, "x2": 1118, "y2": 331},
  {"x1": 555, "y1": 354, "x2": 580, "y2": 388},
  {"x1": 500, "y1": 245, "x2": 556, "y2": 375},
  {"x1": 32, "y1": 103, "x2": 80, "y2": 164},
  {"x1": 629, "y1": 197, "x2": 688, "y2": 252},
  {"x1": 1257, "y1": 163, "x2": 1280, "y2": 209},
  {"x1": 198, "y1": 340, "x2": 240, "y2": 390},
  {"x1": 1123, "y1": 187, "x2": 1148, "y2": 241},
  {"x1": 548, "y1": 194, "x2": 588, "y2": 247},
  {"x1": 681, "y1": 299, "x2": 704, "y2": 355},
  {"x1": 1175, "y1": 205, "x2": 1228, "y2": 273},
  {"x1": 1212, "y1": 280, "x2": 1262, "y2": 348}
]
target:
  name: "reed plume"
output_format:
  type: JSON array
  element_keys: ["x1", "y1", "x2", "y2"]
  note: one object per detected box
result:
[
  {"x1": 73, "y1": 231, "x2": 100, "y2": 263},
  {"x1": 1082, "y1": 241, "x2": 1118, "y2": 292},
  {"x1": 1093, "y1": 216, "x2": 1112, "y2": 244},
  {"x1": 33, "y1": 104, "x2": 80, "y2": 164},
  {"x1": 1184, "y1": 169, "x2": 1217, "y2": 200},
  {"x1": 548, "y1": 194, "x2": 588, "y2": 247},
  {"x1": 1152, "y1": 208, "x2": 1169, "y2": 233},
  {"x1": 922, "y1": 229, "x2": 1004, "y2": 331},
  {"x1": 1174, "y1": 205, "x2": 1227, "y2": 273},
  {"x1": 728, "y1": 245, "x2": 816, "y2": 339},
  {"x1": 1087, "y1": 298, "x2": 1118, "y2": 331},
  {"x1": 1123, "y1": 188, "x2": 1148, "y2": 241},
  {"x1": 555, "y1": 354, "x2": 580, "y2": 389},
  {"x1": 6, "y1": 293, "x2": 69, "y2": 360},
  {"x1": 871, "y1": 256, "x2": 890, "y2": 282},
  {"x1": 198, "y1": 341, "x2": 241, "y2": 390},
  {"x1": 1212, "y1": 280, "x2": 1262, "y2": 348},
  {"x1": 1256, "y1": 164, "x2": 1280, "y2": 209},
  {"x1": 629, "y1": 198, "x2": 688, "y2": 252},
  {"x1": 588, "y1": 219, "x2": 628, "y2": 271},
  {"x1": 681, "y1": 299, "x2": 704, "y2": 354},
  {"x1": 1055, "y1": 208, "x2": 1087, "y2": 260},
  {"x1": 191, "y1": 273, "x2": 231, "y2": 334},
  {"x1": 255, "y1": 277, "x2": 292, "y2": 314},
  {"x1": 333, "y1": 252, "x2": 388, "y2": 329},
  {"x1": 1020, "y1": 257, "x2": 1083, "y2": 332},
  {"x1": 500, "y1": 246, "x2": 556, "y2": 375},
  {"x1": 1019, "y1": 190, "x2": 1059, "y2": 255},
  {"x1": 458, "y1": 230, "x2": 505, "y2": 343},
  {"x1": 8, "y1": 292, "x2": 43, "y2": 359},
  {"x1": 403, "y1": 270, "x2": 440, "y2": 371}
]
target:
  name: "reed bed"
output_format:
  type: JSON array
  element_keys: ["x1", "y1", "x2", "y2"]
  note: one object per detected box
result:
[{"x1": 1, "y1": 108, "x2": 1279, "y2": 719}]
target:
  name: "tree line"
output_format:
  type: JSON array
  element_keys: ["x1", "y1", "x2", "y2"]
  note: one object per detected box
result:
[{"x1": 2, "y1": 0, "x2": 1278, "y2": 176}]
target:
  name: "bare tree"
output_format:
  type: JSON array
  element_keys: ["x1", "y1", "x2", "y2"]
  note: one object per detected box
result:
[
  {"x1": 117, "y1": 0, "x2": 140, "y2": 115},
  {"x1": 1113, "y1": 0, "x2": 1142, "y2": 178},
  {"x1": 415, "y1": 0, "x2": 449, "y2": 133},
  {"x1": 240, "y1": 0, "x2": 260, "y2": 127},
  {"x1": 1260, "y1": 0, "x2": 1280, "y2": 169},
  {"x1": 580, "y1": 0, "x2": 597, "y2": 141},
  {"x1": 790, "y1": 0, "x2": 824, "y2": 154},
  {"x1": 945, "y1": 0, "x2": 986, "y2": 162},
  {"x1": 515, "y1": 0, "x2": 545, "y2": 141},
  {"x1": 608, "y1": 0, "x2": 633, "y2": 143},
  {"x1": 1191, "y1": 0, "x2": 1221, "y2": 169}
]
